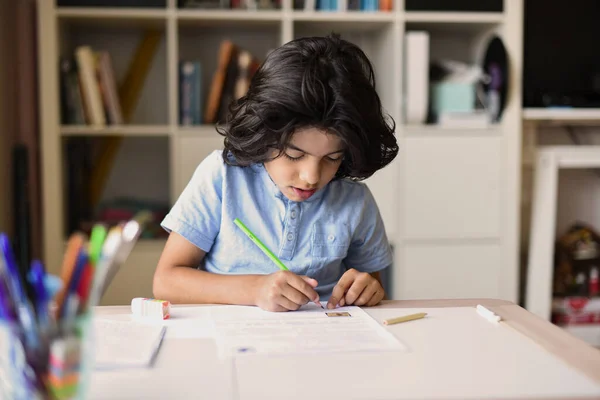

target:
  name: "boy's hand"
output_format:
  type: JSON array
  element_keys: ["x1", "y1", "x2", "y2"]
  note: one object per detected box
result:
[
  {"x1": 255, "y1": 270, "x2": 320, "y2": 312},
  {"x1": 327, "y1": 269, "x2": 384, "y2": 309}
]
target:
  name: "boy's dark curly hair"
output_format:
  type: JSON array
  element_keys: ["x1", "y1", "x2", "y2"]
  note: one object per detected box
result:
[{"x1": 218, "y1": 33, "x2": 398, "y2": 181}]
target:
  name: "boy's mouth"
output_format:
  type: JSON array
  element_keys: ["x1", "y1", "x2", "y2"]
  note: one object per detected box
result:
[{"x1": 291, "y1": 187, "x2": 317, "y2": 200}]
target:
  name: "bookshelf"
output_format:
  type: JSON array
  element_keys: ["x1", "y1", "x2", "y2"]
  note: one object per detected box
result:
[{"x1": 37, "y1": 0, "x2": 524, "y2": 305}]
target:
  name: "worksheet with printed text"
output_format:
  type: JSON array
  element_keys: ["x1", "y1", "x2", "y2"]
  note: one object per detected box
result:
[{"x1": 210, "y1": 303, "x2": 407, "y2": 358}]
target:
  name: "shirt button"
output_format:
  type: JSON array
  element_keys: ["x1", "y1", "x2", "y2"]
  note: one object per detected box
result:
[
  {"x1": 290, "y1": 210, "x2": 297, "y2": 219},
  {"x1": 328, "y1": 234, "x2": 335, "y2": 242},
  {"x1": 287, "y1": 233, "x2": 294, "y2": 241}
]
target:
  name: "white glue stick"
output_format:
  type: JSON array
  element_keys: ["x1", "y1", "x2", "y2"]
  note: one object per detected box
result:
[{"x1": 131, "y1": 298, "x2": 171, "y2": 320}]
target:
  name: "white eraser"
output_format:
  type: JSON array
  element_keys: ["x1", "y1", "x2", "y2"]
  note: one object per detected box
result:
[
  {"x1": 476, "y1": 304, "x2": 501, "y2": 323},
  {"x1": 131, "y1": 298, "x2": 171, "y2": 320}
]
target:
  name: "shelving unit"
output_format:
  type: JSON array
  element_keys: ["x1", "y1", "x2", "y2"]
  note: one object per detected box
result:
[
  {"x1": 38, "y1": 0, "x2": 523, "y2": 305},
  {"x1": 524, "y1": 108, "x2": 600, "y2": 125}
]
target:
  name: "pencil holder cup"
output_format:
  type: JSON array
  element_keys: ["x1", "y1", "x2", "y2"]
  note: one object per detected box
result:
[{"x1": 0, "y1": 313, "x2": 96, "y2": 400}]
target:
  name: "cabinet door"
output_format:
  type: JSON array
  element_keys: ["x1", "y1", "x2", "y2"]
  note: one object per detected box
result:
[
  {"x1": 402, "y1": 135, "x2": 501, "y2": 239},
  {"x1": 365, "y1": 157, "x2": 399, "y2": 240},
  {"x1": 176, "y1": 135, "x2": 225, "y2": 197},
  {"x1": 395, "y1": 242, "x2": 502, "y2": 299}
]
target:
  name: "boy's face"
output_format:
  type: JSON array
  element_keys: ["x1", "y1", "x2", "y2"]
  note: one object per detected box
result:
[{"x1": 264, "y1": 128, "x2": 344, "y2": 202}]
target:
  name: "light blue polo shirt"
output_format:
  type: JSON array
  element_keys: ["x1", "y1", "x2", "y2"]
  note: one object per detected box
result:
[{"x1": 161, "y1": 150, "x2": 393, "y2": 299}]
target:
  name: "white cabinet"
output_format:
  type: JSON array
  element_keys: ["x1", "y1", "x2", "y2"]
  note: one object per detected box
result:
[
  {"x1": 397, "y1": 243, "x2": 502, "y2": 299},
  {"x1": 402, "y1": 134, "x2": 502, "y2": 239},
  {"x1": 392, "y1": 129, "x2": 515, "y2": 302}
]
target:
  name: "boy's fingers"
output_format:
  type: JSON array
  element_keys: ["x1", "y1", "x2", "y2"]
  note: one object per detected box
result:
[
  {"x1": 282, "y1": 283, "x2": 311, "y2": 306},
  {"x1": 328, "y1": 271, "x2": 355, "y2": 309},
  {"x1": 366, "y1": 288, "x2": 384, "y2": 307},
  {"x1": 344, "y1": 272, "x2": 371, "y2": 305},
  {"x1": 288, "y1": 274, "x2": 319, "y2": 302},
  {"x1": 354, "y1": 281, "x2": 379, "y2": 306},
  {"x1": 277, "y1": 293, "x2": 302, "y2": 311},
  {"x1": 300, "y1": 275, "x2": 318, "y2": 288}
]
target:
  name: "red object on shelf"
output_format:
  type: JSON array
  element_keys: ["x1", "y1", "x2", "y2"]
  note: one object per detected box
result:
[{"x1": 551, "y1": 297, "x2": 600, "y2": 326}]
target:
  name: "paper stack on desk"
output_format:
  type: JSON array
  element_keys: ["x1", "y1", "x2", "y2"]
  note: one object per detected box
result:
[{"x1": 93, "y1": 318, "x2": 166, "y2": 370}]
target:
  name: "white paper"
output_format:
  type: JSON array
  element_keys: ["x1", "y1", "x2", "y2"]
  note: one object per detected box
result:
[
  {"x1": 94, "y1": 307, "x2": 216, "y2": 339},
  {"x1": 210, "y1": 303, "x2": 406, "y2": 358},
  {"x1": 93, "y1": 318, "x2": 166, "y2": 370}
]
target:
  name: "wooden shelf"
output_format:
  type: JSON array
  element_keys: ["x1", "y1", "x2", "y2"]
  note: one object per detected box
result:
[
  {"x1": 63, "y1": 237, "x2": 166, "y2": 251},
  {"x1": 60, "y1": 125, "x2": 171, "y2": 137},
  {"x1": 177, "y1": 125, "x2": 220, "y2": 137},
  {"x1": 293, "y1": 11, "x2": 394, "y2": 30},
  {"x1": 405, "y1": 11, "x2": 503, "y2": 32},
  {"x1": 403, "y1": 124, "x2": 503, "y2": 137},
  {"x1": 293, "y1": 11, "x2": 394, "y2": 21},
  {"x1": 177, "y1": 9, "x2": 282, "y2": 27},
  {"x1": 56, "y1": 7, "x2": 167, "y2": 28},
  {"x1": 523, "y1": 108, "x2": 600, "y2": 124},
  {"x1": 404, "y1": 11, "x2": 504, "y2": 23}
]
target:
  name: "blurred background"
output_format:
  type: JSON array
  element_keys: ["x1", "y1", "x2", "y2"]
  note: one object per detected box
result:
[{"x1": 1, "y1": 0, "x2": 599, "y2": 347}]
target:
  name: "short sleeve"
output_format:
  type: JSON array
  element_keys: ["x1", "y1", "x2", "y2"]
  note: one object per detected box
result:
[
  {"x1": 344, "y1": 186, "x2": 393, "y2": 273},
  {"x1": 161, "y1": 150, "x2": 224, "y2": 252}
]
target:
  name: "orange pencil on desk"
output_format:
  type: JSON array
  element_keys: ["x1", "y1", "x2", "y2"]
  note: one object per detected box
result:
[{"x1": 383, "y1": 312, "x2": 427, "y2": 325}]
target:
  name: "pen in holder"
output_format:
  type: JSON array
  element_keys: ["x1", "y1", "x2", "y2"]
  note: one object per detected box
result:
[
  {"x1": 0, "y1": 212, "x2": 147, "y2": 399},
  {"x1": 0, "y1": 313, "x2": 95, "y2": 400}
]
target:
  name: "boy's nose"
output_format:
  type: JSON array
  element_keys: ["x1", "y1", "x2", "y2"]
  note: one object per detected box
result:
[{"x1": 299, "y1": 165, "x2": 320, "y2": 186}]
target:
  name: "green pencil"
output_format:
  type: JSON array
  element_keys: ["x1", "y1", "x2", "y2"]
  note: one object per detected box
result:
[
  {"x1": 234, "y1": 218, "x2": 289, "y2": 271},
  {"x1": 233, "y1": 218, "x2": 323, "y2": 309}
]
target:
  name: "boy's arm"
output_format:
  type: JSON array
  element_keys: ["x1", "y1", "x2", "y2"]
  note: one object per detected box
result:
[
  {"x1": 153, "y1": 232, "x2": 320, "y2": 310},
  {"x1": 153, "y1": 231, "x2": 263, "y2": 305}
]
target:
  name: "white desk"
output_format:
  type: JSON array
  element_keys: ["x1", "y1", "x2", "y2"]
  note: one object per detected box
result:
[{"x1": 89, "y1": 299, "x2": 600, "y2": 400}]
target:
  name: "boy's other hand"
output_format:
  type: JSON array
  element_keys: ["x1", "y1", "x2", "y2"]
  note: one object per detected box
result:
[
  {"x1": 327, "y1": 268, "x2": 384, "y2": 309},
  {"x1": 255, "y1": 270, "x2": 320, "y2": 312}
]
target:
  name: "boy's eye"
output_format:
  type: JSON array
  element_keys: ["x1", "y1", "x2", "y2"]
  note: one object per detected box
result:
[{"x1": 284, "y1": 152, "x2": 304, "y2": 161}]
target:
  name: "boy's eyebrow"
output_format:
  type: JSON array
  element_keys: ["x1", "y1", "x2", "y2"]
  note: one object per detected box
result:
[{"x1": 287, "y1": 144, "x2": 345, "y2": 156}]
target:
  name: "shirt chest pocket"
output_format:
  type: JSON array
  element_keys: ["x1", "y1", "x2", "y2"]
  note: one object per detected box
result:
[{"x1": 311, "y1": 223, "x2": 350, "y2": 259}]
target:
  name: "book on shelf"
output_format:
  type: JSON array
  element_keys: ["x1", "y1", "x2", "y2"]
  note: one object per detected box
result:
[
  {"x1": 179, "y1": 61, "x2": 202, "y2": 125},
  {"x1": 60, "y1": 46, "x2": 124, "y2": 127},
  {"x1": 293, "y1": 0, "x2": 391, "y2": 11},
  {"x1": 60, "y1": 59, "x2": 86, "y2": 126},
  {"x1": 179, "y1": 0, "x2": 281, "y2": 9},
  {"x1": 203, "y1": 40, "x2": 260, "y2": 125}
]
